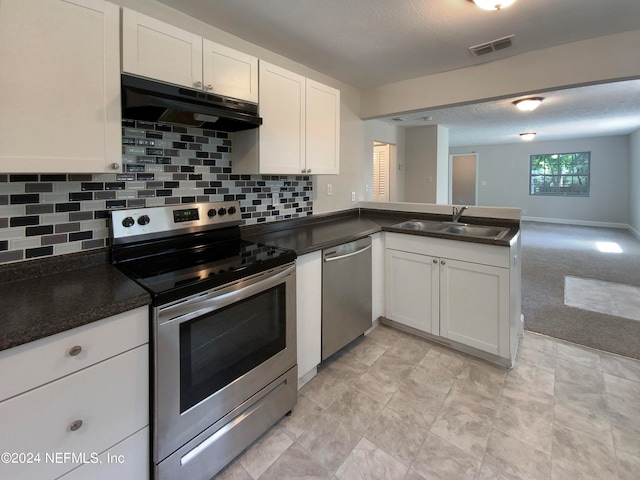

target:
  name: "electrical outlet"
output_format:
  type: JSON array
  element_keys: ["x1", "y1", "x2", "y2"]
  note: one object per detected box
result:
[
  {"x1": 351, "y1": 191, "x2": 356, "y2": 202},
  {"x1": 327, "y1": 184, "x2": 333, "y2": 196}
]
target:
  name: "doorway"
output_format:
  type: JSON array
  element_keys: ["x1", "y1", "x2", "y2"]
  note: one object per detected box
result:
[
  {"x1": 373, "y1": 141, "x2": 395, "y2": 202},
  {"x1": 450, "y1": 153, "x2": 477, "y2": 205}
]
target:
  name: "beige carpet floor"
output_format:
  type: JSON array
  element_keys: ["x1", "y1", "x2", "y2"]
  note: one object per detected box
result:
[{"x1": 521, "y1": 221, "x2": 640, "y2": 360}]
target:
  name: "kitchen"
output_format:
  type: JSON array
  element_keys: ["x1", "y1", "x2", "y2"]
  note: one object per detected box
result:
[{"x1": 1, "y1": 1, "x2": 640, "y2": 479}]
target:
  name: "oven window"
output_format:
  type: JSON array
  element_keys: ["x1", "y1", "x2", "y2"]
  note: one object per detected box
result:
[{"x1": 179, "y1": 284, "x2": 286, "y2": 412}]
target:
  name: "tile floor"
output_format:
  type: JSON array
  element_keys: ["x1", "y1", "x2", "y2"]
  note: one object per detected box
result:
[{"x1": 214, "y1": 325, "x2": 640, "y2": 480}]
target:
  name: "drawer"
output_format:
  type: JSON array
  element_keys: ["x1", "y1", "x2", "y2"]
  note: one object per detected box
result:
[
  {"x1": 0, "y1": 345, "x2": 149, "y2": 480},
  {"x1": 59, "y1": 427, "x2": 150, "y2": 480},
  {"x1": 0, "y1": 307, "x2": 148, "y2": 401}
]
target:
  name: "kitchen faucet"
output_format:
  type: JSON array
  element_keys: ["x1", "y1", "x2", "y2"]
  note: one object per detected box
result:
[{"x1": 452, "y1": 206, "x2": 468, "y2": 223}]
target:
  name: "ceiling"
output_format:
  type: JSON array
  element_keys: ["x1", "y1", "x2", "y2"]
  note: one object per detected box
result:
[{"x1": 156, "y1": 0, "x2": 640, "y2": 146}]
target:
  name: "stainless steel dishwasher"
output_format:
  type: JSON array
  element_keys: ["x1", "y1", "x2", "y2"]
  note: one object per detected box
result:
[{"x1": 322, "y1": 236, "x2": 373, "y2": 360}]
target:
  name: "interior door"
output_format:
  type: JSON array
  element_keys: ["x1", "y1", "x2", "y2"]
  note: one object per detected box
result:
[
  {"x1": 373, "y1": 143, "x2": 390, "y2": 202},
  {"x1": 450, "y1": 154, "x2": 477, "y2": 205}
]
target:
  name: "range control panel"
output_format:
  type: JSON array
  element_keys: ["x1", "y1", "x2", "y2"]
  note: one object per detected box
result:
[{"x1": 111, "y1": 201, "x2": 242, "y2": 243}]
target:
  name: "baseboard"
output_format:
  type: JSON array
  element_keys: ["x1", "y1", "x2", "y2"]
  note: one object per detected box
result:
[
  {"x1": 521, "y1": 216, "x2": 629, "y2": 230},
  {"x1": 629, "y1": 225, "x2": 640, "y2": 240},
  {"x1": 297, "y1": 366, "x2": 317, "y2": 390}
]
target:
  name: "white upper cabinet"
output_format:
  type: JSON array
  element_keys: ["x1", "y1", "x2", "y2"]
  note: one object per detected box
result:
[
  {"x1": 122, "y1": 9, "x2": 258, "y2": 102},
  {"x1": 202, "y1": 40, "x2": 258, "y2": 102},
  {"x1": 233, "y1": 61, "x2": 340, "y2": 175},
  {"x1": 0, "y1": 0, "x2": 121, "y2": 173},
  {"x1": 305, "y1": 79, "x2": 340, "y2": 174},
  {"x1": 122, "y1": 8, "x2": 202, "y2": 90},
  {"x1": 255, "y1": 62, "x2": 306, "y2": 174}
]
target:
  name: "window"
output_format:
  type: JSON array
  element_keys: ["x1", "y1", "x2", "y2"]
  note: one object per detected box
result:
[{"x1": 529, "y1": 152, "x2": 590, "y2": 196}]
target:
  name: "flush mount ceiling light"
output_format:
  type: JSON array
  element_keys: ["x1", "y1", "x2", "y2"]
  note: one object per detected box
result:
[
  {"x1": 469, "y1": 0, "x2": 516, "y2": 11},
  {"x1": 513, "y1": 97, "x2": 544, "y2": 112},
  {"x1": 520, "y1": 132, "x2": 536, "y2": 141}
]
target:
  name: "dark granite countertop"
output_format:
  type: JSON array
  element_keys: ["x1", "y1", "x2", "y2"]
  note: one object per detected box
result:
[
  {"x1": 242, "y1": 208, "x2": 520, "y2": 255},
  {"x1": 0, "y1": 207, "x2": 518, "y2": 353},
  {"x1": 0, "y1": 250, "x2": 150, "y2": 352}
]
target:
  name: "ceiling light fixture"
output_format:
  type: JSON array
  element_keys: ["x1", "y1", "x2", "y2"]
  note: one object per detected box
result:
[
  {"x1": 469, "y1": 0, "x2": 516, "y2": 11},
  {"x1": 513, "y1": 97, "x2": 543, "y2": 112},
  {"x1": 520, "y1": 132, "x2": 536, "y2": 141}
]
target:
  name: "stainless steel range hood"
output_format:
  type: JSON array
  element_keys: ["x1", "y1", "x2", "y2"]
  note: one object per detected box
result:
[{"x1": 121, "y1": 74, "x2": 262, "y2": 132}]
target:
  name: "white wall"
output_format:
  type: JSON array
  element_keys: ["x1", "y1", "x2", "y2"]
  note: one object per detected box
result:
[
  {"x1": 630, "y1": 128, "x2": 640, "y2": 235},
  {"x1": 405, "y1": 127, "x2": 438, "y2": 203},
  {"x1": 404, "y1": 125, "x2": 450, "y2": 204},
  {"x1": 361, "y1": 30, "x2": 640, "y2": 119},
  {"x1": 450, "y1": 136, "x2": 630, "y2": 226}
]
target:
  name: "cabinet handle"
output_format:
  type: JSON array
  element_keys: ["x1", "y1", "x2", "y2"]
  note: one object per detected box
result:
[
  {"x1": 441, "y1": 260, "x2": 446, "y2": 265},
  {"x1": 110, "y1": 163, "x2": 119, "y2": 170},
  {"x1": 68, "y1": 345, "x2": 82, "y2": 357},
  {"x1": 432, "y1": 258, "x2": 437, "y2": 264},
  {"x1": 194, "y1": 81, "x2": 203, "y2": 88},
  {"x1": 205, "y1": 84, "x2": 213, "y2": 90},
  {"x1": 69, "y1": 420, "x2": 83, "y2": 432},
  {"x1": 306, "y1": 169, "x2": 311, "y2": 174},
  {"x1": 301, "y1": 169, "x2": 306, "y2": 174}
]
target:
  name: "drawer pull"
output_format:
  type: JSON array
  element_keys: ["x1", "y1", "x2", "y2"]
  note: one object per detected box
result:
[
  {"x1": 68, "y1": 345, "x2": 82, "y2": 357},
  {"x1": 69, "y1": 420, "x2": 83, "y2": 432}
]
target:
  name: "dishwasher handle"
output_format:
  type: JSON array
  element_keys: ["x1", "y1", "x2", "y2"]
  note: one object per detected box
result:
[{"x1": 324, "y1": 244, "x2": 372, "y2": 262}]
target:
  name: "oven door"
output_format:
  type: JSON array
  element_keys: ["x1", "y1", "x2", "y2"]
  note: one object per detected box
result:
[{"x1": 153, "y1": 262, "x2": 296, "y2": 464}]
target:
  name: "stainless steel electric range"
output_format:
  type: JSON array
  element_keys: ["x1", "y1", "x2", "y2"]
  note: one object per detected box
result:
[{"x1": 110, "y1": 201, "x2": 297, "y2": 480}]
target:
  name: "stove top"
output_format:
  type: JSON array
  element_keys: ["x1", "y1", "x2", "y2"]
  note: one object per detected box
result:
[{"x1": 110, "y1": 202, "x2": 296, "y2": 305}]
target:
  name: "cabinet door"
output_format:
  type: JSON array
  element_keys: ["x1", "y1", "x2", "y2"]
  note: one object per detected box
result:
[
  {"x1": 258, "y1": 62, "x2": 305, "y2": 174},
  {"x1": 202, "y1": 40, "x2": 258, "y2": 102},
  {"x1": 0, "y1": 0, "x2": 121, "y2": 173},
  {"x1": 295, "y1": 251, "x2": 322, "y2": 385},
  {"x1": 305, "y1": 79, "x2": 340, "y2": 174},
  {"x1": 122, "y1": 8, "x2": 202, "y2": 89},
  {"x1": 440, "y1": 259, "x2": 509, "y2": 356},
  {"x1": 385, "y1": 249, "x2": 439, "y2": 335}
]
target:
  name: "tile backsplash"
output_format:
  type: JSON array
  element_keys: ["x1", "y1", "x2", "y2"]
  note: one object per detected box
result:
[{"x1": 0, "y1": 119, "x2": 313, "y2": 265}]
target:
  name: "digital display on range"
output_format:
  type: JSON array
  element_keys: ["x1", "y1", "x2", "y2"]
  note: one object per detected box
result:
[{"x1": 173, "y1": 208, "x2": 199, "y2": 223}]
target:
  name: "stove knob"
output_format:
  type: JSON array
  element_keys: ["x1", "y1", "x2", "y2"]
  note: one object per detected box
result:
[
  {"x1": 217, "y1": 207, "x2": 227, "y2": 216},
  {"x1": 122, "y1": 216, "x2": 135, "y2": 228},
  {"x1": 228, "y1": 206, "x2": 237, "y2": 215},
  {"x1": 137, "y1": 215, "x2": 150, "y2": 226},
  {"x1": 207, "y1": 208, "x2": 217, "y2": 218}
]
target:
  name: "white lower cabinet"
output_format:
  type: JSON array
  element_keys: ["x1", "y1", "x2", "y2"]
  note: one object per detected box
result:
[
  {"x1": 384, "y1": 232, "x2": 519, "y2": 366},
  {"x1": 371, "y1": 233, "x2": 385, "y2": 322},
  {"x1": 0, "y1": 307, "x2": 150, "y2": 480},
  {"x1": 295, "y1": 251, "x2": 322, "y2": 387},
  {"x1": 439, "y1": 258, "x2": 509, "y2": 356},
  {"x1": 59, "y1": 427, "x2": 149, "y2": 480},
  {"x1": 385, "y1": 249, "x2": 439, "y2": 335}
]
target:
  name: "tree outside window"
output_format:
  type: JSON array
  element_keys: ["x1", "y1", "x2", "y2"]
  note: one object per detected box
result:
[{"x1": 529, "y1": 152, "x2": 590, "y2": 196}]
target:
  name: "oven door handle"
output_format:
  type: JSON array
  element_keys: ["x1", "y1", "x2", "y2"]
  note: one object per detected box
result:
[{"x1": 158, "y1": 263, "x2": 295, "y2": 325}]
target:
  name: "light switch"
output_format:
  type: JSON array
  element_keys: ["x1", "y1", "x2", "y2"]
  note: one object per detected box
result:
[{"x1": 327, "y1": 184, "x2": 333, "y2": 196}]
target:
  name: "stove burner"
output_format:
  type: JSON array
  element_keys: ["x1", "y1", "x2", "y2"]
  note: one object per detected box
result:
[{"x1": 110, "y1": 202, "x2": 296, "y2": 306}]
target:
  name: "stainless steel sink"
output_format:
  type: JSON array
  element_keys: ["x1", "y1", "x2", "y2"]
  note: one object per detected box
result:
[
  {"x1": 392, "y1": 219, "x2": 447, "y2": 232},
  {"x1": 392, "y1": 219, "x2": 510, "y2": 240}
]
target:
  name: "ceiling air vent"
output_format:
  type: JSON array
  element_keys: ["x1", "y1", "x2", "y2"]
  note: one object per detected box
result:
[{"x1": 469, "y1": 34, "x2": 515, "y2": 56}]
